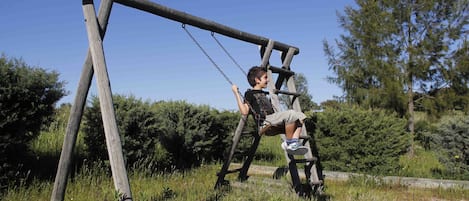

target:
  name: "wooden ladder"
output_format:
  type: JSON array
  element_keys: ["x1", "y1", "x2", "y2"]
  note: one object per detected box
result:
[{"x1": 215, "y1": 40, "x2": 324, "y2": 196}]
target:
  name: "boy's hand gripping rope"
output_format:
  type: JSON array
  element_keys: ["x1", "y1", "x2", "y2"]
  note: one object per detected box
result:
[{"x1": 182, "y1": 24, "x2": 266, "y2": 130}]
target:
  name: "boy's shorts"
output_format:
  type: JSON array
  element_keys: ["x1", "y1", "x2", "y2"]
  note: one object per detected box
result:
[{"x1": 262, "y1": 110, "x2": 306, "y2": 136}]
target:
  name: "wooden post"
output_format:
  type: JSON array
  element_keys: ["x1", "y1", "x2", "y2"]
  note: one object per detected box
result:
[
  {"x1": 82, "y1": 0, "x2": 132, "y2": 199},
  {"x1": 281, "y1": 48, "x2": 303, "y2": 189},
  {"x1": 51, "y1": 1, "x2": 113, "y2": 201},
  {"x1": 283, "y1": 47, "x2": 322, "y2": 189},
  {"x1": 215, "y1": 115, "x2": 247, "y2": 187},
  {"x1": 262, "y1": 40, "x2": 281, "y2": 114},
  {"x1": 238, "y1": 134, "x2": 261, "y2": 181}
]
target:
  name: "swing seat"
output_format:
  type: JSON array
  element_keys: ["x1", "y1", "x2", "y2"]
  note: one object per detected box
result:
[
  {"x1": 258, "y1": 123, "x2": 271, "y2": 135},
  {"x1": 258, "y1": 123, "x2": 284, "y2": 136}
]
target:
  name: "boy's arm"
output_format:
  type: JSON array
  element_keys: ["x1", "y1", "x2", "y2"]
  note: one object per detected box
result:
[{"x1": 232, "y1": 85, "x2": 249, "y2": 115}]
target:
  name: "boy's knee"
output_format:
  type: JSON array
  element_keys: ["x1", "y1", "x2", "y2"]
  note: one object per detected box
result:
[{"x1": 295, "y1": 120, "x2": 303, "y2": 127}]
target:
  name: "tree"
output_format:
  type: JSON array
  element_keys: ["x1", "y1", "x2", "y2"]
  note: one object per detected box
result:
[
  {"x1": 279, "y1": 73, "x2": 318, "y2": 111},
  {"x1": 0, "y1": 54, "x2": 66, "y2": 188},
  {"x1": 323, "y1": 0, "x2": 469, "y2": 155}
]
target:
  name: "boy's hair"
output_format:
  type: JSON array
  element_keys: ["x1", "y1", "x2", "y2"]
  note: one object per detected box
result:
[{"x1": 247, "y1": 66, "x2": 267, "y2": 87}]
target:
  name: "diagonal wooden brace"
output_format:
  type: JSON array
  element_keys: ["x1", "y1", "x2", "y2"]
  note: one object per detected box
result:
[
  {"x1": 51, "y1": 0, "x2": 133, "y2": 201},
  {"x1": 81, "y1": 0, "x2": 133, "y2": 200}
]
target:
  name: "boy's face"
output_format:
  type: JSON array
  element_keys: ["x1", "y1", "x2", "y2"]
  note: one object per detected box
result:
[{"x1": 255, "y1": 72, "x2": 269, "y2": 88}]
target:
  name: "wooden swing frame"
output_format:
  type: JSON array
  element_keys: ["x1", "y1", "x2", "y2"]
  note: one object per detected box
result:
[{"x1": 50, "y1": 0, "x2": 302, "y2": 200}]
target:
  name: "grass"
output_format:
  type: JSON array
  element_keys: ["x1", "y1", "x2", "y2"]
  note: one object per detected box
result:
[
  {"x1": 398, "y1": 146, "x2": 445, "y2": 179},
  {"x1": 4, "y1": 163, "x2": 469, "y2": 201},
  {"x1": 4, "y1": 128, "x2": 468, "y2": 200},
  {"x1": 326, "y1": 176, "x2": 469, "y2": 201},
  {"x1": 253, "y1": 135, "x2": 287, "y2": 167},
  {"x1": 30, "y1": 130, "x2": 87, "y2": 157}
]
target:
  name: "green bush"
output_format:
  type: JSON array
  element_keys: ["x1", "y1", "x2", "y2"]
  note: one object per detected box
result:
[
  {"x1": 431, "y1": 112, "x2": 469, "y2": 179},
  {"x1": 83, "y1": 95, "x2": 159, "y2": 169},
  {"x1": 83, "y1": 97, "x2": 237, "y2": 171},
  {"x1": 152, "y1": 101, "x2": 236, "y2": 169},
  {"x1": 0, "y1": 55, "x2": 66, "y2": 189},
  {"x1": 313, "y1": 104, "x2": 410, "y2": 174},
  {"x1": 208, "y1": 109, "x2": 241, "y2": 161},
  {"x1": 414, "y1": 119, "x2": 435, "y2": 150}
]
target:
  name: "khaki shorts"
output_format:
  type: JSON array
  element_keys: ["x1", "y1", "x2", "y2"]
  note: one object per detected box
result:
[{"x1": 263, "y1": 110, "x2": 306, "y2": 136}]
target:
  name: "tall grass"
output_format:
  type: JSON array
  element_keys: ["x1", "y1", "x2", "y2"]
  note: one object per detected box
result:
[
  {"x1": 7, "y1": 110, "x2": 468, "y2": 200},
  {"x1": 398, "y1": 146, "x2": 445, "y2": 179},
  {"x1": 5, "y1": 163, "x2": 469, "y2": 201},
  {"x1": 326, "y1": 176, "x2": 469, "y2": 201},
  {"x1": 29, "y1": 130, "x2": 87, "y2": 157},
  {"x1": 30, "y1": 104, "x2": 87, "y2": 158},
  {"x1": 254, "y1": 135, "x2": 287, "y2": 167}
]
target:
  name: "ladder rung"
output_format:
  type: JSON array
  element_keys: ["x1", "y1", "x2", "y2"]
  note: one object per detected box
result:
[
  {"x1": 226, "y1": 168, "x2": 242, "y2": 174},
  {"x1": 299, "y1": 135, "x2": 311, "y2": 141},
  {"x1": 224, "y1": 150, "x2": 248, "y2": 159},
  {"x1": 273, "y1": 89, "x2": 301, "y2": 97},
  {"x1": 268, "y1": 65, "x2": 294, "y2": 76},
  {"x1": 241, "y1": 131, "x2": 257, "y2": 136},
  {"x1": 234, "y1": 150, "x2": 250, "y2": 156},
  {"x1": 275, "y1": 74, "x2": 286, "y2": 90},
  {"x1": 310, "y1": 180, "x2": 323, "y2": 185},
  {"x1": 217, "y1": 168, "x2": 242, "y2": 176},
  {"x1": 293, "y1": 157, "x2": 317, "y2": 163}
]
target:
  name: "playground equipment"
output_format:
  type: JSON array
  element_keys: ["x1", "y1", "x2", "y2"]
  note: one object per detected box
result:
[
  {"x1": 211, "y1": 39, "x2": 324, "y2": 197},
  {"x1": 51, "y1": 0, "x2": 324, "y2": 200}
]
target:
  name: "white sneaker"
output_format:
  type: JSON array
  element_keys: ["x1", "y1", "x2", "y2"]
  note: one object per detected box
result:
[{"x1": 281, "y1": 141, "x2": 308, "y2": 155}]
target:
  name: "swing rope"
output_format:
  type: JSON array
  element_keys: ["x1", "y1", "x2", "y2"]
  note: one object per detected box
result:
[
  {"x1": 182, "y1": 24, "x2": 233, "y2": 85},
  {"x1": 211, "y1": 32, "x2": 247, "y2": 76},
  {"x1": 182, "y1": 24, "x2": 268, "y2": 132}
]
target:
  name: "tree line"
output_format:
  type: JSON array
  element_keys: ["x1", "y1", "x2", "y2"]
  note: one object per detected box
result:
[{"x1": 323, "y1": 0, "x2": 469, "y2": 155}]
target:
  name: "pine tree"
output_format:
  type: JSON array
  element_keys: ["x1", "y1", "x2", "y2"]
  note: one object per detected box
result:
[{"x1": 324, "y1": 0, "x2": 469, "y2": 155}]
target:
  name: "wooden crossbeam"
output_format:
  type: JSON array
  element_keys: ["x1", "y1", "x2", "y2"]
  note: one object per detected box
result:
[{"x1": 114, "y1": 0, "x2": 299, "y2": 55}]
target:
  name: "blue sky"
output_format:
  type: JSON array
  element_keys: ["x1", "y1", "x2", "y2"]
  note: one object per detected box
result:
[{"x1": 1, "y1": 0, "x2": 355, "y2": 110}]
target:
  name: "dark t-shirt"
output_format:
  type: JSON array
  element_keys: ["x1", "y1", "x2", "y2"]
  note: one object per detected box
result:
[{"x1": 244, "y1": 89, "x2": 274, "y2": 121}]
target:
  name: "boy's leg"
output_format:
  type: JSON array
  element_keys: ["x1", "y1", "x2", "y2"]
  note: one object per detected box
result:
[
  {"x1": 285, "y1": 121, "x2": 303, "y2": 140},
  {"x1": 283, "y1": 121, "x2": 307, "y2": 155},
  {"x1": 292, "y1": 120, "x2": 303, "y2": 139},
  {"x1": 285, "y1": 122, "x2": 296, "y2": 139},
  {"x1": 265, "y1": 112, "x2": 307, "y2": 154}
]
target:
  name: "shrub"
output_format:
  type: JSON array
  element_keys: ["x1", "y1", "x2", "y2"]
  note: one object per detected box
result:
[
  {"x1": 207, "y1": 109, "x2": 241, "y2": 162},
  {"x1": 151, "y1": 101, "x2": 236, "y2": 169},
  {"x1": 83, "y1": 97, "x2": 237, "y2": 171},
  {"x1": 313, "y1": 104, "x2": 410, "y2": 174},
  {"x1": 431, "y1": 112, "x2": 469, "y2": 179},
  {"x1": 83, "y1": 95, "x2": 159, "y2": 169},
  {"x1": 0, "y1": 55, "x2": 66, "y2": 189}
]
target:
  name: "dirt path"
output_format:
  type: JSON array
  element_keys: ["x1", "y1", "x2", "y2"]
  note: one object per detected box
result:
[{"x1": 231, "y1": 163, "x2": 469, "y2": 189}]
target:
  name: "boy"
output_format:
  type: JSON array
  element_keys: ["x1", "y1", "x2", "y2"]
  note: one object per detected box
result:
[{"x1": 231, "y1": 66, "x2": 308, "y2": 155}]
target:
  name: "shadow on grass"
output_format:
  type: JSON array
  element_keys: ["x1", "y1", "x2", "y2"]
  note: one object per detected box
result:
[{"x1": 3, "y1": 148, "x2": 87, "y2": 191}]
